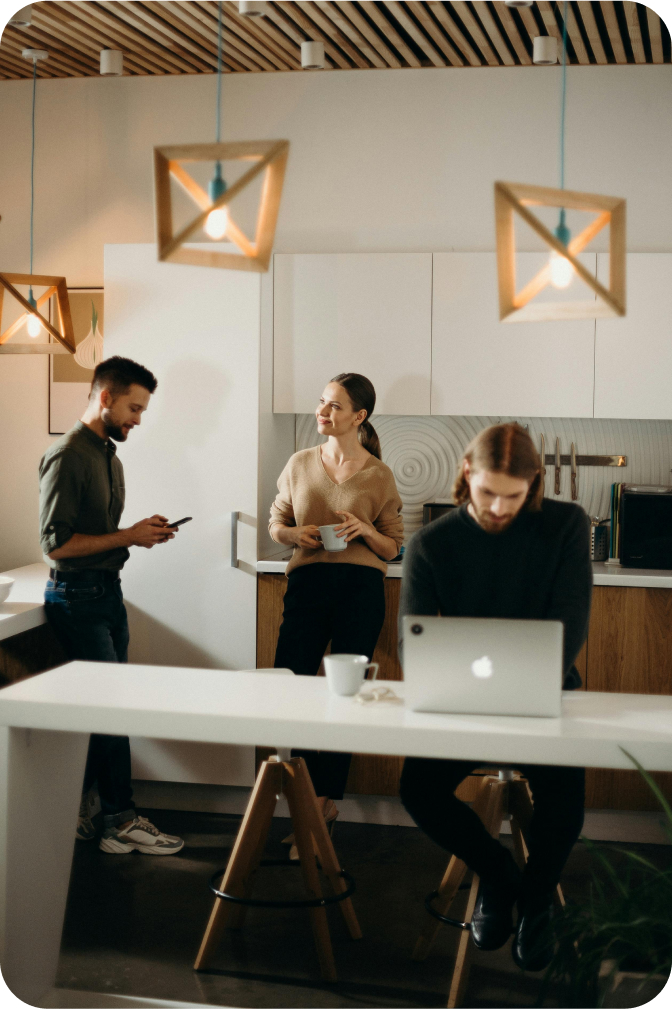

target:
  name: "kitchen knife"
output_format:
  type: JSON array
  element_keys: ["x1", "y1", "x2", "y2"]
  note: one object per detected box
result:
[
  {"x1": 571, "y1": 443, "x2": 578, "y2": 500},
  {"x1": 555, "y1": 439, "x2": 561, "y2": 495}
]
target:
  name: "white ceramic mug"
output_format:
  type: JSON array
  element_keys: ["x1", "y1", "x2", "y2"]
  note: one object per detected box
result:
[
  {"x1": 324, "y1": 654, "x2": 379, "y2": 696},
  {"x1": 319, "y1": 523, "x2": 348, "y2": 552}
]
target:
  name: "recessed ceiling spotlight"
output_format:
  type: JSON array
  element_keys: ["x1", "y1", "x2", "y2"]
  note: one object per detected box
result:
[
  {"x1": 301, "y1": 40, "x2": 325, "y2": 70},
  {"x1": 238, "y1": 1, "x2": 266, "y2": 15},
  {"x1": 533, "y1": 36, "x2": 558, "y2": 64},
  {"x1": 504, "y1": 0, "x2": 533, "y2": 6},
  {"x1": 100, "y1": 49, "x2": 123, "y2": 76},
  {"x1": 9, "y1": 5, "x2": 32, "y2": 27}
]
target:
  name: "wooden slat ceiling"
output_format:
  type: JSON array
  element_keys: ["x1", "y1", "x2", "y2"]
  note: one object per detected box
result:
[{"x1": 1, "y1": 1, "x2": 669, "y2": 79}]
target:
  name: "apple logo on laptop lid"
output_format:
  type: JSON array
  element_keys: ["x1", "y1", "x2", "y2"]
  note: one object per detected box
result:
[{"x1": 471, "y1": 656, "x2": 493, "y2": 679}]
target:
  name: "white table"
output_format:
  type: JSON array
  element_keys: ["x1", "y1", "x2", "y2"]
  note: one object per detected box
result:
[{"x1": 1, "y1": 663, "x2": 671, "y2": 1007}]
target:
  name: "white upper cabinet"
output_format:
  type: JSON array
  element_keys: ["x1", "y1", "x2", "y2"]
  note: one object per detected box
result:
[
  {"x1": 431, "y1": 253, "x2": 596, "y2": 418},
  {"x1": 273, "y1": 253, "x2": 432, "y2": 415},
  {"x1": 594, "y1": 254, "x2": 672, "y2": 420}
]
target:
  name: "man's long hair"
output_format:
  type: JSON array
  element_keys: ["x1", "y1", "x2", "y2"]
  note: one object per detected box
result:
[{"x1": 452, "y1": 423, "x2": 544, "y2": 512}]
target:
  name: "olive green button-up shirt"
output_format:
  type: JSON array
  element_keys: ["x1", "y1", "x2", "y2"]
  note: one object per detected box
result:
[{"x1": 39, "y1": 421, "x2": 130, "y2": 572}]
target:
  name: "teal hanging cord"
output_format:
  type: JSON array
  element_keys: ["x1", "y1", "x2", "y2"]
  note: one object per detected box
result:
[
  {"x1": 559, "y1": 0, "x2": 568, "y2": 191},
  {"x1": 209, "y1": 0, "x2": 226, "y2": 202},
  {"x1": 556, "y1": 0, "x2": 569, "y2": 243},
  {"x1": 29, "y1": 57, "x2": 37, "y2": 306}
]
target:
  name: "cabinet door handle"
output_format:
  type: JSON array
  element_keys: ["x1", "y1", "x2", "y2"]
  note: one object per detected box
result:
[{"x1": 231, "y1": 511, "x2": 239, "y2": 569}]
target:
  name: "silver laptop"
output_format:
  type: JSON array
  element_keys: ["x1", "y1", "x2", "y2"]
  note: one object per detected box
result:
[{"x1": 402, "y1": 616, "x2": 564, "y2": 717}]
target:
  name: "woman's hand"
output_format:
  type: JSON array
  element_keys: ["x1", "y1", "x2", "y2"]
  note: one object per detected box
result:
[
  {"x1": 334, "y1": 511, "x2": 400, "y2": 561},
  {"x1": 292, "y1": 525, "x2": 322, "y2": 549},
  {"x1": 334, "y1": 511, "x2": 374, "y2": 543}
]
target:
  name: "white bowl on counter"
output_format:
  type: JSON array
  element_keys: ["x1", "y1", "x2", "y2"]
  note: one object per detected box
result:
[{"x1": 0, "y1": 576, "x2": 15, "y2": 603}]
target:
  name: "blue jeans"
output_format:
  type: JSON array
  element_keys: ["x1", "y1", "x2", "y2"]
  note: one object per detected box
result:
[{"x1": 45, "y1": 571, "x2": 135, "y2": 825}]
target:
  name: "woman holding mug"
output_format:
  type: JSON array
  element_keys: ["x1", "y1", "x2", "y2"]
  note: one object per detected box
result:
[{"x1": 269, "y1": 373, "x2": 404, "y2": 836}]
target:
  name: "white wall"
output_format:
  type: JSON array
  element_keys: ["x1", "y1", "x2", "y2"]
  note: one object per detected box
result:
[{"x1": 1, "y1": 65, "x2": 671, "y2": 569}]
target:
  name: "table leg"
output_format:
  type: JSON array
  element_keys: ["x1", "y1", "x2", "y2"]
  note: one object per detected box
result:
[{"x1": 0, "y1": 726, "x2": 89, "y2": 1006}]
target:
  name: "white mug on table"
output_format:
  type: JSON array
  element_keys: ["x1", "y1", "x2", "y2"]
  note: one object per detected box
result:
[{"x1": 324, "y1": 654, "x2": 379, "y2": 696}]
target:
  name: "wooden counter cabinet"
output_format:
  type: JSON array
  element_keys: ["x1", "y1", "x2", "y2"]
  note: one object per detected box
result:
[
  {"x1": 0, "y1": 624, "x2": 66, "y2": 688},
  {"x1": 257, "y1": 575, "x2": 672, "y2": 811},
  {"x1": 584, "y1": 586, "x2": 672, "y2": 810}
]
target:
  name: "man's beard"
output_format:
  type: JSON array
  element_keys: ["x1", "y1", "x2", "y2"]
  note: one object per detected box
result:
[
  {"x1": 101, "y1": 409, "x2": 127, "y2": 442},
  {"x1": 471, "y1": 505, "x2": 518, "y2": 535}
]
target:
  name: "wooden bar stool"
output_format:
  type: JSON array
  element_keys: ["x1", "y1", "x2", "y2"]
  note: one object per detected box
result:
[
  {"x1": 413, "y1": 770, "x2": 565, "y2": 1009},
  {"x1": 194, "y1": 755, "x2": 362, "y2": 982}
]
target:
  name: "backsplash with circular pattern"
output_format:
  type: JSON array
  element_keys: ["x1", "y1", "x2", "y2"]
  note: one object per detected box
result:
[{"x1": 296, "y1": 415, "x2": 672, "y2": 539}]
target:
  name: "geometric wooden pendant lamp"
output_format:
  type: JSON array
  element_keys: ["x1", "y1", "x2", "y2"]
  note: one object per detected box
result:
[
  {"x1": 494, "y1": 2, "x2": 626, "y2": 325},
  {"x1": 494, "y1": 180, "x2": 626, "y2": 322},
  {"x1": 0, "y1": 272, "x2": 75, "y2": 352},
  {"x1": 153, "y1": 1, "x2": 287, "y2": 273},
  {"x1": 153, "y1": 139, "x2": 289, "y2": 273},
  {"x1": 0, "y1": 48, "x2": 75, "y2": 355}
]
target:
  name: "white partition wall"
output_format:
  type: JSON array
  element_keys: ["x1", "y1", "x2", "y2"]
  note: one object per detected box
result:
[{"x1": 104, "y1": 244, "x2": 260, "y2": 786}]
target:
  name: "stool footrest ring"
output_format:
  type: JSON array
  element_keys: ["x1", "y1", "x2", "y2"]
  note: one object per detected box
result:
[
  {"x1": 424, "y1": 889, "x2": 472, "y2": 930},
  {"x1": 209, "y1": 862, "x2": 355, "y2": 909}
]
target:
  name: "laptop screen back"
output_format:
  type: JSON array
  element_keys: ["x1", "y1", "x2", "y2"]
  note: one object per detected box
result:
[{"x1": 402, "y1": 616, "x2": 564, "y2": 717}]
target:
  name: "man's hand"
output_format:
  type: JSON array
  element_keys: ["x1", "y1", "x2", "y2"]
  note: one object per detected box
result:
[
  {"x1": 334, "y1": 511, "x2": 374, "y2": 543},
  {"x1": 128, "y1": 515, "x2": 176, "y2": 549},
  {"x1": 291, "y1": 525, "x2": 322, "y2": 549}
]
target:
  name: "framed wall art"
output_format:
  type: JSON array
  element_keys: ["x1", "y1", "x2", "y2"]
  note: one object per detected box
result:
[{"x1": 49, "y1": 288, "x2": 104, "y2": 435}]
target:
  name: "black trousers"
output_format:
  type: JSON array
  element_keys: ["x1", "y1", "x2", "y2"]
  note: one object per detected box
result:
[
  {"x1": 274, "y1": 563, "x2": 386, "y2": 799},
  {"x1": 400, "y1": 757, "x2": 585, "y2": 906}
]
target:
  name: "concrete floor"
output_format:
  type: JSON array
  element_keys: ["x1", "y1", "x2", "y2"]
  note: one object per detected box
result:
[{"x1": 56, "y1": 808, "x2": 668, "y2": 1008}]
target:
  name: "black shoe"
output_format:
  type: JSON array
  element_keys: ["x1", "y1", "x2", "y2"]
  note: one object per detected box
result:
[
  {"x1": 512, "y1": 900, "x2": 554, "y2": 971},
  {"x1": 471, "y1": 856, "x2": 521, "y2": 951}
]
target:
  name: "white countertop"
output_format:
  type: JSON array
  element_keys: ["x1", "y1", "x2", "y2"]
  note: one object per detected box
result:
[
  {"x1": 256, "y1": 554, "x2": 404, "y2": 576},
  {"x1": 2, "y1": 558, "x2": 672, "y2": 645},
  {"x1": 257, "y1": 556, "x2": 672, "y2": 588},
  {"x1": 1, "y1": 662, "x2": 671, "y2": 771},
  {"x1": 591, "y1": 562, "x2": 672, "y2": 588},
  {"x1": 0, "y1": 562, "x2": 49, "y2": 642}
]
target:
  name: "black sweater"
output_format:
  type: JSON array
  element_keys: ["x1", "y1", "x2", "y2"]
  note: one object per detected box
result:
[{"x1": 399, "y1": 500, "x2": 592, "y2": 690}]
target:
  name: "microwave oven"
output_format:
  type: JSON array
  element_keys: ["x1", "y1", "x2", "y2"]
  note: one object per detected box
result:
[{"x1": 620, "y1": 487, "x2": 672, "y2": 569}]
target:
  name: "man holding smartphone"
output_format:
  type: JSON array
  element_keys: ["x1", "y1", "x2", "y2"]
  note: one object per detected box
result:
[{"x1": 39, "y1": 356, "x2": 184, "y2": 855}]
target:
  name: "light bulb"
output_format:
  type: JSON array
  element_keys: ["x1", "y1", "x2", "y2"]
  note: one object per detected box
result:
[
  {"x1": 549, "y1": 250, "x2": 574, "y2": 289},
  {"x1": 27, "y1": 313, "x2": 42, "y2": 337},
  {"x1": 549, "y1": 210, "x2": 573, "y2": 289},
  {"x1": 206, "y1": 161, "x2": 228, "y2": 240},
  {"x1": 204, "y1": 206, "x2": 229, "y2": 239}
]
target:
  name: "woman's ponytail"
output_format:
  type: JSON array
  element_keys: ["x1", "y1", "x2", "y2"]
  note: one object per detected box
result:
[
  {"x1": 359, "y1": 418, "x2": 382, "y2": 460},
  {"x1": 330, "y1": 372, "x2": 381, "y2": 460}
]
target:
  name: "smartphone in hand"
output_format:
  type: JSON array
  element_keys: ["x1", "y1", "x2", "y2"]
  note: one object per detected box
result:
[{"x1": 166, "y1": 516, "x2": 192, "y2": 528}]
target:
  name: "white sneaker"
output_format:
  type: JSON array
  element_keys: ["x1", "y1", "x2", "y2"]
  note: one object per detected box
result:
[
  {"x1": 99, "y1": 815, "x2": 184, "y2": 855},
  {"x1": 76, "y1": 792, "x2": 96, "y2": 841}
]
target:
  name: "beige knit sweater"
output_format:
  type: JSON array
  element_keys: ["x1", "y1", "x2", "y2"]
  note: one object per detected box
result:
[{"x1": 269, "y1": 446, "x2": 404, "y2": 576}]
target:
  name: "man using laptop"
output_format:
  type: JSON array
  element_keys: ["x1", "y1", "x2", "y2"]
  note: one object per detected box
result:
[
  {"x1": 39, "y1": 356, "x2": 184, "y2": 856},
  {"x1": 399, "y1": 423, "x2": 591, "y2": 971}
]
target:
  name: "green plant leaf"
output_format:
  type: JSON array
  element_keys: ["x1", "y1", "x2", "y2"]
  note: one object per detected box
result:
[
  {"x1": 620, "y1": 747, "x2": 672, "y2": 825},
  {"x1": 91, "y1": 301, "x2": 98, "y2": 335}
]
